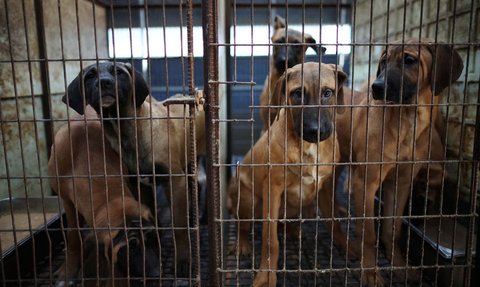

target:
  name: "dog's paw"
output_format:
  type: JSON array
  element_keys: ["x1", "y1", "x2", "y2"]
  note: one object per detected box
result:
[
  {"x1": 55, "y1": 280, "x2": 76, "y2": 287},
  {"x1": 228, "y1": 241, "x2": 252, "y2": 257},
  {"x1": 253, "y1": 271, "x2": 276, "y2": 287},
  {"x1": 361, "y1": 269, "x2": 384, "y2": 287}
]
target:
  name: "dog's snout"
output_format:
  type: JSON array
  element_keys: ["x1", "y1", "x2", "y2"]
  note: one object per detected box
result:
[
  {"x1": 371, "y1": 77, "x2": 387, "y2": 100},
  {"x1": 287, "y1": 56, "x2": 296, "y2": 68},
  {"x1": 302, "y1": 121, "x2": 332, "y2": 143},
  {"x1": 372, "y1": 78, "x2": 385, "y2": 95},
  {"x1": 98, "y1": 77, "x2": 114, "y2": 90},
  {"x1": 302, "y1": 122, "x2": 319, "y2": 142},
  {"x1": 299, "y1": 108, "x2": 333, "y2": 143},
  {"x1": 275, "y1": 55, "x2": 286, "y2": 71}
]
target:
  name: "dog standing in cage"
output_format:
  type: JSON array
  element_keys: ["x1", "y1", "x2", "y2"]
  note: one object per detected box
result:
[
  {"x1": 63, "y1": 61, "x2": 205, "y2": 277},
  {"x1": 228, "y1": 62, "x2": 347, "y2": 287},
  {"x1": 335, "y1": 38, "x2": 464, "y2": 286},
  {"x1": 48, "y1": 110, "x2": 161, "y2": 287},
  {"x1": 259, "y1": 15, "x2": 325, "y2": 133}
]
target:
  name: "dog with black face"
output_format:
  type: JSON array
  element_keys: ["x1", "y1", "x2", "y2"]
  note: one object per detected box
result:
[
  {"x1": 48, "y1": 117, "x2": 160, "y2": 287},
  {"x1": 63, "y1": 61, "x2": 205, "y2": 277},
  {"x1": 228, "y1": 62, "x2": 346, "y2": 287},
  {"x1": 259, "y1": 15, "x2": 325, "y2": 133}
]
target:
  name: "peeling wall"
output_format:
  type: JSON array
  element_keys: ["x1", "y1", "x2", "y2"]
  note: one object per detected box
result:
[{"x1": 0, "y1": 0, "x2": 107, "y2": 198}]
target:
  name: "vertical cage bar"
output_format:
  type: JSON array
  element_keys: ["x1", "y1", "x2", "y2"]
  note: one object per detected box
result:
[
  {"x1": 34, "y1": 0, "x2": 53, "y2": 157},
  {"x1": 186, "y1": 0, "x2": 201, "y2": 285},
  {"x1": 202, "y1": 0, "x2": 221, "y2": 286}
]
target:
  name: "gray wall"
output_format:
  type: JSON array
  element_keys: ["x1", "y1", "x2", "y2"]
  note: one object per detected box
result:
[{"x1": 0, "y1": 0, "x2": 108, "y2": 198}]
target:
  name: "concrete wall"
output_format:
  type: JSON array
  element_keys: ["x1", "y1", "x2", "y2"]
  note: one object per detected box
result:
[
  {"x1": 0, "y1": 0, "x2": 107, "y2": 198},
  {"x1": 353, "y1": 0, "x2": 479, "y2": 204}
]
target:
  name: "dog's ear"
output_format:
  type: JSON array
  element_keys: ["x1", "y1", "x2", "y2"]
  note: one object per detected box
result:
[
  {"x1": 305, "y1": 35, "x2": 326, "y2": 56},
  {"x1": 274, "y1": 15, "x2": 286, "y2": 30},
  {"x1": 325, "y1": 64, "x2": 347, "y2": 114},
  {"x1": 62, "y1": 69, "x2": 86, "y2": 115},
  {"x1": 428, "y1": 43, "x2": 464, "y2": 95},
  {"x1": 124, "y1": 63, "x2": 150, "y2": 107},
  {"x1": 335, "y1": 68, "x2": 348, "y2": 114},
  {"x1": 272, "y1": 71, "x2": 288, "y2": 122}
]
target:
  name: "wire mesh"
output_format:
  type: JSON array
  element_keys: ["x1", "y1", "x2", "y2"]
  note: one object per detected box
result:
[{"x1": 0, "y1": 1, "x2": 478, "y2": 287}]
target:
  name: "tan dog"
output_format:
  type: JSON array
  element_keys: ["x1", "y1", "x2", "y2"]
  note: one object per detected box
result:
[
  {"x1": 259, "y1": 15, "x2": 325, "y2": 133},
  {"x1": 336, "y1": 39, "x2": 463, "y2": 286},
  {"x1": 48, "y1": 109, "x2": 160, "y2": 287},
  {"x1": 63, "y1": 62, "x2": 205, "y2": 275},
  {"x1": 228, "y1": 62, "x2": 347, "y2": 287}
]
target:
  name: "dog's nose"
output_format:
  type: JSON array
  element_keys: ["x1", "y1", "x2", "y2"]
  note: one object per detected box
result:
[
  {"x1": 286, "y1": 56, "x2": 296, "y2": 68},
  {"x1": 276, "y1": 56, "x2": 286, "y2": 69},
  {"x1": 98, "y1": 77, "x2": 114, "y2": 90},
  {"x1": 302, "y1": 121, "x2": 321, "y2": 143},
  {"x1": 303, "y1": 119, "x2": 332, "y2": 143},
  {"x1": 371, "y1": 78, "x2": 386, "y2": 99},
  {"x1": 303, "y1": 127, "x2": 318, "y2": 142}
]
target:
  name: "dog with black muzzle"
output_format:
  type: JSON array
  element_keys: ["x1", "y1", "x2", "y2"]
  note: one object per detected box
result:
[
  {"x1": 228, "y1": 62, "x2": 347, "y2": 287},
  {"x1": 48, "y1": 115, "x2": 160, "y2": 287},
  {"x1": 259, "y1": 15, "x2": 325, "y2": 133},
  {"x1": 63, "y1": 61, "x2": 205, "y2": 277},
  {"x1": 335, "y1": 38, "x2": 464, "y2": 286}
]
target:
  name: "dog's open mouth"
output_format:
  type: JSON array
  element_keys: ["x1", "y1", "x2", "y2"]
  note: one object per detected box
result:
[{"x1": 100, "y1": 94, "x2": 116, "y2": 108}]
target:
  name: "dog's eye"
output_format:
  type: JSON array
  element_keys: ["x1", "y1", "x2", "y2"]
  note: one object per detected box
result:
[
  {"x1": 404, "y1": 55, "x2": 418, "y2": 65},
  {"x1": 380, "y1": 58, "x2": 387, "y2": 67},
  {"x1": 323, "y1": 89, "x2": 333, "y2": 99},
  {"x1": 116, "y1": 68, "x2": 124, "y2": 75},
  {"x1": 291, "y1": 89, "x2": 303, "y2": 101},
  {"x1": 85, "y1": 71, "x2": 96, "y2": 80}
]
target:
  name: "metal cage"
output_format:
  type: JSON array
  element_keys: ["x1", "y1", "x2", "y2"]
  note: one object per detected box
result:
[{"x1": 0, "y1": 0, "x2": 478, "y2": 287}]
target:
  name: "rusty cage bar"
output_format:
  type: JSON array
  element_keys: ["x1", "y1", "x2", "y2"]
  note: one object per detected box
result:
[{"x1": 0, "y1": 0, "x2": 479, "y2": 287}]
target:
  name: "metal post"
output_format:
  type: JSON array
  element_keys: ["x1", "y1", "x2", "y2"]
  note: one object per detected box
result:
[{"x1": 202, "y1": 0, "x2": 221, "y2": 286}]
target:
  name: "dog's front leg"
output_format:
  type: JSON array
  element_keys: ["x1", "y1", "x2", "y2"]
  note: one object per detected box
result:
[
  {"x1": 55, "y1": 200, "x2": 81, "y2": 286},
  {"x1": 382, "y1": 165, "x2": 420, "y2": 282},
  {"x1": 253, "y1": 181, "x2": 282, "y2": 287},
  {"x1": 170, "y1": 176, "x2": 190, "y2": 277},
  {"x1": 317, "y1": 175, "x2": 352, "y2": 257},
  {"x1": 352, "y1": 164, "x2": 387, "y2": 287}
]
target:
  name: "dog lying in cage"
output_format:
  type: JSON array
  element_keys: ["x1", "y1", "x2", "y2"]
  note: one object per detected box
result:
[
  {"x1": 48, "y1": 110, "x2": 161, "y2": 287},
  {"x1": 259, "y1": 15, "x2": 325, "y2": 133},
  {"x1": 335, "y1": 38, "x2": 464, "y2": 286},
  {"x1": 228, "y1": 62, "x2": 347, "y2": 287},
  {"x1": 62, "y1": 61, "x2": 205, "y2": 276}
]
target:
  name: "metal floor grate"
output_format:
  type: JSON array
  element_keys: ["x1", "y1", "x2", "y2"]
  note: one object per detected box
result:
[{"x1": 221, "y1": 220, "x2": 435, "y2": 287}]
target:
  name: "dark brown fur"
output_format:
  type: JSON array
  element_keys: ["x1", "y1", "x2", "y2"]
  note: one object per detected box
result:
[
  {"x1": 48, "y1": 109, "x2": 160, "y2": 287},
  {"x1": 63, "y1": 62, "x2": 205, "y2": 274}
]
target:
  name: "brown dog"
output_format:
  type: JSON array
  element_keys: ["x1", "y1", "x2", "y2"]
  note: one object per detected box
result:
[
  {"x1": 48, "y1": 109, "x2": 160, "y2": 287},
  {"x1": 62, "y1": 62, "x2": 205, "y2": 275},
  {"x1": 228, "y1": 62, "x2": 347, "y2": 287},
  {"x1": 259, "y1": 15, "x2": 325, "y2": 133},
  {"x1": 336, "y1": 39, "x2": 463, "y2": 286}
]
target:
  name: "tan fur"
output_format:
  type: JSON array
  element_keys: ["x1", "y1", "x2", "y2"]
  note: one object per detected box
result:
[
  {"x1": 229, "y1": 63, "x2": 346, "y2": 287},
  {"x1": 259, "y1": 16, "x2": 320, "y2": 133},
  {"x1": 335, "y1": 39, "x2": 463, "y2": 286},
  {"x1": 104, "y1": 92, "x2": 204, "y2": 265}
]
